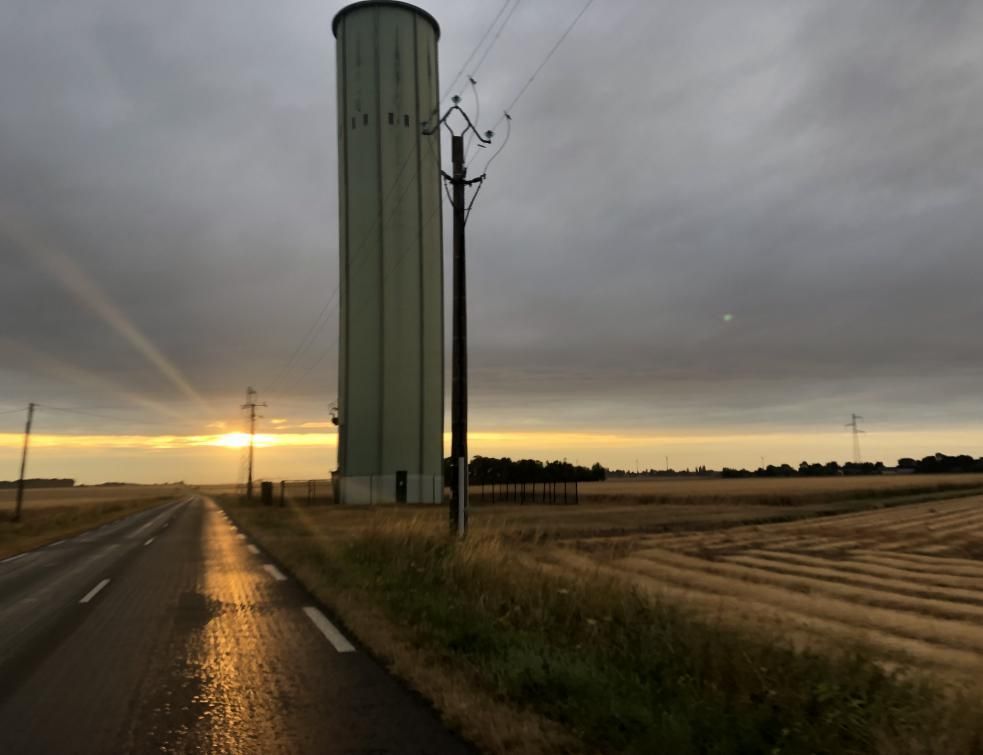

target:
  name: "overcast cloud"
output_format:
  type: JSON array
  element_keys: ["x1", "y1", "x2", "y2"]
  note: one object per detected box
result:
[{"x1": 1, "y1": 0, "x2": 982, "y2": 442}]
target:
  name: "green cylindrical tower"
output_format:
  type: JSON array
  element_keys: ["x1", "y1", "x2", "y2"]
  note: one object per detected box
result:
[{"x1": 333, "y1": 1, "x2": 443, "y2": 504}]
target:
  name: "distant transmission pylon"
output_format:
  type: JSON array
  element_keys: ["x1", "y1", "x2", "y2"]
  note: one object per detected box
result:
[
  {"x1": 846, "y1": 413, "x2": 864, "y2": 463},
  {"x1": 241, "y1": 387, "x2": 266, "y2": 499}
]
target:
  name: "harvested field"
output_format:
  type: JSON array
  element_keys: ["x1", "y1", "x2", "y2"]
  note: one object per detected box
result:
[
  {"x1": 553, "y1": 493, "x2": 983, "y2": 683},
  {"x1": 574, "y1": 473, "x2": 983, "y2": 505}
]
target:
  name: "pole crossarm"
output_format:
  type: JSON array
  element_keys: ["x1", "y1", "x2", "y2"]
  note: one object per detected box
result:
[{"x1": 423, "y1": 102, "x2": 493, "y2": 145}]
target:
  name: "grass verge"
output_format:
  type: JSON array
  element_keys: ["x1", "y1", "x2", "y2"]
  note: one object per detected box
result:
[
  {"x1": 226, "y1": 500, "x2": 983, "y2": 755},
  {"x1": 0, "y1": 496, "x2": 176, "y2": 560}
]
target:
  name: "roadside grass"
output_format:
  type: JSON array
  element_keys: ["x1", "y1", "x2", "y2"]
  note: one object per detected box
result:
[
  {"x1": 0, "y1": 496, "x2": 175, "y2": 560},
  {"x1": 227, "y1": 501, "x2": 983, "y2": 755}
]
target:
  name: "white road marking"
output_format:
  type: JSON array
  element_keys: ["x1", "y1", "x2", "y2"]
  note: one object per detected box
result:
[
  {"x1": 247, "y1": 544, "x2": 260, "y2": 555},
  {"x1": 79, "y1": 579, "x2": 110, "y2": 604},
  {"x1": 144, "y1": 537, "x2": 155, "y2": 546},
  {"x1": 302, "y1": 607, "x2": 355, "y2": 653},
  {"x1": 47, "y1": 539, "x2": 65, "y2": 548},
  {"x1": 263, "y1": 564, "x2": 287, "y2": 582},
  {"x1": 0, "y1": 553, "x2": 26, "y2": 564}
]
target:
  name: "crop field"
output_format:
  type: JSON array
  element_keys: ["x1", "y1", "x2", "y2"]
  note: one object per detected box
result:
[
  {"x1": 0, "y1": 484, "x2": 186, "y2": 560},
  {"x1": 0, "y1": 484, "x2": 181, "y2": 512},
  {"x1": 573, "y1": 473, "x2": 983, "y2": 505},
  {"x1": 548, "y1": 492, "x2": 983, "y2": 683}
]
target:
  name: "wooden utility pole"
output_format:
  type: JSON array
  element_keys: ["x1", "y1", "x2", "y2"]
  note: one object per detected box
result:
[
  {"x1": 450, "y1": 133, "x2": 468, "y2": 537},
  {"x1": 241, "y1": 388, "x2": 266, "y2": 499},
  {"x1": 13, "y1": 403, "x2": 35, "y2": 522},
  {"x1": 424, "y1": 97, "x2": 492, "y2": 537}
]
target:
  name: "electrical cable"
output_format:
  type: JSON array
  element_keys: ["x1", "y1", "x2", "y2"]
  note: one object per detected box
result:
[
  {"x1": 493, "y1": 0, "x2": 597, "y2": 131},
  {"x1": 479, "y1": 112, "x2": 512, "y2": 174},
  {"x1": 274, "y1": 138, "x2": 445, "y2": 397},
  {"x1": 470, "y1": 0, "x2": 523, "y2": 80},
  {"x1": 436, "y1": 0, "x2": 513, "y2": 115},
  {"x1": 34, "y1": 404, "x2": 185, "y2": 428}
]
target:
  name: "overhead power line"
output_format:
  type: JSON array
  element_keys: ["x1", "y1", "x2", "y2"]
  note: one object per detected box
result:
[
  {"x1": 33, "y1": 404, "x2": 185, "y2": 428},
  {"x1": 494, "y1": 0, "x2": 597, "y2": 131},
  {"x1": 469, "y1": 0, "x2": 523, "y2": 81},
  {"x1": 439, "y1": 0, "x2": 514, "y2": 108}
]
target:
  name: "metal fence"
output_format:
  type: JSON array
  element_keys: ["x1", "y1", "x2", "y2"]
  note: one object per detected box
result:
[
  {"x1": 469, "y1": 479, "x2": 579, "y2": 505},
  {"x1": 277, "y1": 479, "x2": 334, "y2": 506}
]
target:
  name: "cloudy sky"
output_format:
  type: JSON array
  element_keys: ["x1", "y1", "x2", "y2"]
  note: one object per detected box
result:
[{"x1": 1, "y1": 0, "x2": 982, "y2": 483}]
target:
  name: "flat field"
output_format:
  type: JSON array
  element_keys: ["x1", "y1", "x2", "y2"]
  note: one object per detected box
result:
[
  {"x1": 550, "y1": 490, "x2": 983, "y2": 682},
  {"x1": 0, "y1": 484, "x2": 185, "y2": 559},
  {"x1": 0, "y1": 484, "x2": 179, "y2": 511},
  {"x1": 574, "y1": 473, "x2": 983, "y2": 504},
  {"x1": 237, "y1": 473, "x2": 983, "y2": 541}
]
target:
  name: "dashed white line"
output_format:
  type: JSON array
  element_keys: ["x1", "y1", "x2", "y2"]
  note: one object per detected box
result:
[
  {"x1": 79, "y1": 579, "x2": 110, "y2": 604},
  {"x1": 247, "y1": 544, "x2": 260, "y2": 555},
  {"x1": 302, "y1": 607, "x2": 355, "y2": 653},
  {"x1": 263, "y1": 564, "x2": 287, "y2": 582},
  {"x1": 144, "y1": 537, "x2": 155, "y2": 546},
  {"x1": 47, "y1": 539, "x2": 65, "y2": 548},
  {"x1": 0, "y1": 553, "x2": 26, "y2": 565}
]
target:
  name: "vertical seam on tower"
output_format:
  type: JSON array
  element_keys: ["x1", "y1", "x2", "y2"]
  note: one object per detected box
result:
[
  {"x1": 340, "y1": 17, "x2": 350, "y2": 477},
  {"x1": 434, "y1": 26, "x2": 445, "y2": 491},
  {"x1": 374, "y1": 7, "x2": 385, "y2": 473},
  {"x1": 414, "y1": 14, "x2": 424, "y2": 479}
]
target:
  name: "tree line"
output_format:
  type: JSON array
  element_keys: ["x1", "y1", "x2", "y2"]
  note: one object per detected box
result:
[
  {"x1": 723, "y1": 454, "x2": 983, "y2": 478},
  {"x1": 444, "y1": 456, "x2": 606, "y2": 486},
  {"x1": 0, "y1": 478, "x2": 74, "y2": 489}
]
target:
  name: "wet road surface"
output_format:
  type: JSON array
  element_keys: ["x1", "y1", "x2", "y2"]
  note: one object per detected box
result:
[{"x1": 0, "y1": 496, "x2": 472, "y2": 754}]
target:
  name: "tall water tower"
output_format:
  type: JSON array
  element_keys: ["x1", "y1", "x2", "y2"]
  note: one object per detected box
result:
[{"x1": 333, "y1": 1, "x2": 443, "y2": 504}]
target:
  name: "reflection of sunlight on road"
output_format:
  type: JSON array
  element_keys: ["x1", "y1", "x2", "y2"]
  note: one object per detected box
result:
[{"x1": 189, "y1": 501, "x2": 296, "y2": 753}]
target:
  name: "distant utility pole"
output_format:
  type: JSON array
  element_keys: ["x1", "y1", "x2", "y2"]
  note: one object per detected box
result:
[
  {"x1": 425, "y1": 96, "x2": 492, "y2": 538},
  {"x1": 13, "y1": 402, "x2": 35, "y2": 523},
  {"x1": 846, "y1": 413, "x2": 864, "y2": 464},
  {"x1": 241, "y1": 387, "x2": 266, "y2": 499}
]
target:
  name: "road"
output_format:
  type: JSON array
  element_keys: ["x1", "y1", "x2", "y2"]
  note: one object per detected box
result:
[{"x1": 0, "y1": 495, "x2": 472, "y2": 754}]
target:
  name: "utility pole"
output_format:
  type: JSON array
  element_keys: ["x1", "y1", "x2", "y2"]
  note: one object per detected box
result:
[
  {"x1": 426, "y1": 96, "x2": 492, "y2": 537},
  {"x1": 13, "y1": 403, "x2": 35, "y2": 522},
  {"x1": 451, "y1": 133, "x2": 468, "y2": 536},
  {"x1": 846, "y1": 413, "x2": 864, "y2": 464},
  {"x1": 241, "y1": 387, "x2": 266, "y2": 499}
]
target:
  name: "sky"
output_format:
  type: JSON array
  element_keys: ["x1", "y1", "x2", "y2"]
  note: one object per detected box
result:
[{"x1": 1, "y1": 0, "x2": 982, "y2": 484}]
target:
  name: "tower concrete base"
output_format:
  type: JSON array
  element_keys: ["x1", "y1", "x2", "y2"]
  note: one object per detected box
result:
[{"x1": 337, "y1": 474, "x2": 443, "y2": 505}]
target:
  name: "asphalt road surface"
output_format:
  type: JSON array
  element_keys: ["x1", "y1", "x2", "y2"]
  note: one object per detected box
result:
[{"x1": 0, "y1": 496, "x2": 472, "y2": 754}]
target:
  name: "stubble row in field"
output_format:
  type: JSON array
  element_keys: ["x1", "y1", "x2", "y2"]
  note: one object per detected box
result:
[{"x1": 553, "y1": 493, "x2": 983, "y2": 683}]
